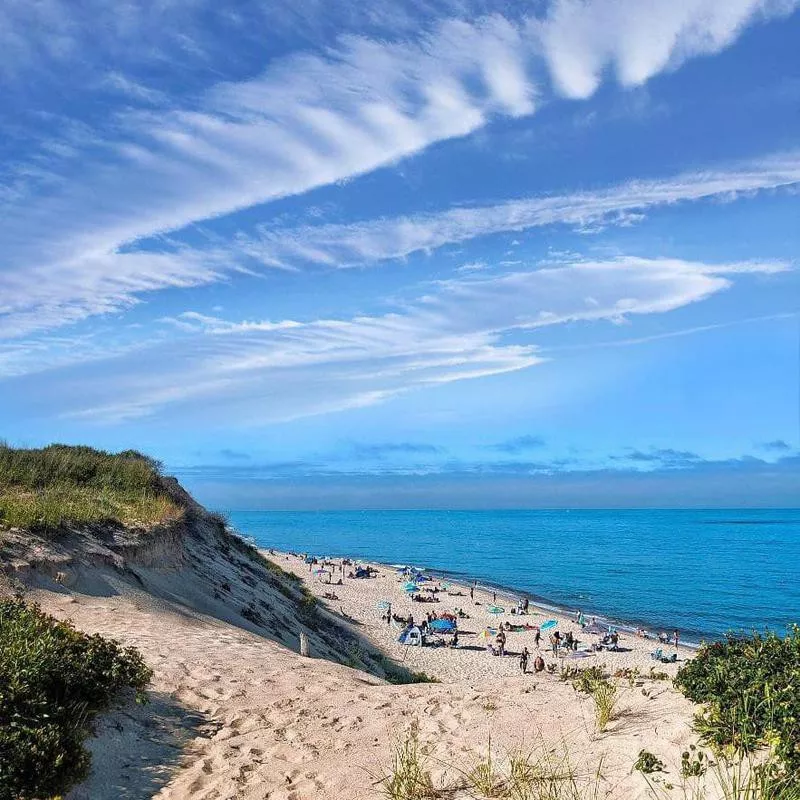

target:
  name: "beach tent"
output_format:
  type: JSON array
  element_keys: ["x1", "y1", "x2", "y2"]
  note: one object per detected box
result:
[
  {"x1": 540, "y1": 619, "x2": 558, "y2": 631},
  {"x1": 583, "y1": 622, "x2": 609, "y2": 635},
  {"x1": 398, "y1": 626, "x2": 424, "y2": 646},
  {"x1": 428, "y1": 618, "x2": 457, "y2": 633}
]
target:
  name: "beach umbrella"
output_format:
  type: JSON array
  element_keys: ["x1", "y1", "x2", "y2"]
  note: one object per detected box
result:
[
  {"x1": 487, "y1": 605, "x2": 505, "y2": 615},
  {"x1": 403, "y1": 582, "x2": 418, "y2": 592},
  {"x1": 479, "y1": 628, "x2": 497, "y2": 640},
  {"x1": 428, "y1": 619, "x2": 457, "y2": 633},
  {"x1": 540, "y1": 619, "x2": 558, "y2": 631}
]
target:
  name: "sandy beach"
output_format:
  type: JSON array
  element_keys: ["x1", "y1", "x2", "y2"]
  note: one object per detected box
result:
[{"x1": 273, "y1": 550, "x2": 693, "y2": 686}]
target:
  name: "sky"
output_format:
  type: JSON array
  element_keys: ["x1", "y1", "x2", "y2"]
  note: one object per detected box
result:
[{"x1": 1, "y1": 0, "x2": 799, "y2": 509}]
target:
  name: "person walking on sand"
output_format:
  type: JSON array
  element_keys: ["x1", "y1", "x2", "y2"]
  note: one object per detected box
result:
[
  {"x1": 470, "y1": 583, "x2": 475, "y2": 601},
  {"x1": 534, "y1": 628, "x2": 541, "y2": 649},
  {"x1": 519, "y1": 647, "x2": 530, "y2": 674}
]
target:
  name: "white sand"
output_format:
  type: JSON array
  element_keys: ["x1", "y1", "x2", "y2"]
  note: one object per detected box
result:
[{"x1": 3, "y1": 515, "x2": 719, "y2": 800}]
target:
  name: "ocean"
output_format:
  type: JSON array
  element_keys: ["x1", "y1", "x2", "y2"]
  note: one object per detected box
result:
[{"x1": 226, "y1": 508, "x2": 800, "y2": 643}]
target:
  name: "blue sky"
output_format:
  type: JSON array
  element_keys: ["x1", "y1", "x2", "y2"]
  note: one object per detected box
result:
[{"x1": 1, "y1": 0, "x2": 799, "y2": 508}]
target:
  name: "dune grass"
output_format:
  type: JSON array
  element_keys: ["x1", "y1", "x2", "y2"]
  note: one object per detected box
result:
[{"x1": 0, "y1": 443, "x2": 183, "y2": 534}]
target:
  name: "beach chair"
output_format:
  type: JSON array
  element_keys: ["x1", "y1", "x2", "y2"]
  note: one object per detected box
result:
[{"x1": 650, "y1": 648, "x2": 663, "y2": 661}]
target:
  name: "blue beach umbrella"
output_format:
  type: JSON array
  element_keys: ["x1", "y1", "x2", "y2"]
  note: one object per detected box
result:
[
  {"x1": 487, "y1": 605, "x2": 505, "y2": 615},
  {"x1": 403, "y1": 582, "x2": 418, "y2": 592},
  {"x1": 540, "y1": 619, "x2": 558, "y2": 630}
]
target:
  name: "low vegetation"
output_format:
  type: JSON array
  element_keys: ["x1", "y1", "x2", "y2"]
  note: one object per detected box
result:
[
  {"x1": 0, "y1": 599, "x2": 153, "y2": 800},
  {"x1": 674, "y1": 628, "x2": 800, "y2": 780},
  {"x1": 0, "y1": 443, "x2": 182, "y2": 533},
  {"x1": 375, "y1": 727, "x2": 607, "y2": 800},
  {"x1": 561, "y1": 666, "x2": 618, "y2": 733}
]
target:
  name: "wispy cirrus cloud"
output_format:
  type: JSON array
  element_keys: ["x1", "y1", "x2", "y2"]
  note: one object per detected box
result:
[
  {"x1": 1, "y1": 256, "x2": 782, "y2": 424},
  {"x1": 2, "y1": 2, "x2": 797, "y2": 339},
  {"x1": 238, "y1": 151, "x2": 800, "y2": 269},
  {"x1": 532, "y1": 0, "x2": 800, "y2": 100}
]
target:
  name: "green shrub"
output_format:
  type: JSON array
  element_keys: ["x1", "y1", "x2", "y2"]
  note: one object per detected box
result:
[
  {"x1": 0, "y1": 599, "x2": 153, "y2": 800},
  {"x1": 0, "y1": 443, "x2": 181, "y2": 533},
  {"x1": 674, "y1": 628, "x2": 800, "y2": 778},
  {"x1": 634, "y1": 750, "x2": 666, "y2": 775}
]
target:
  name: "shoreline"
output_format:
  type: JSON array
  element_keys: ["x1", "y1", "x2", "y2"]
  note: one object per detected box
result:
[
  {"x1": 251, "y1": 538, "x2": 702, "y2": 649},
  {"x1": 266, "y1": 548, "x2": 697, "y2": 686}
]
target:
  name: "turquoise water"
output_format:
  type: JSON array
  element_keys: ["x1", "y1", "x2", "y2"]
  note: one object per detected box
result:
[{"x1": 227, "y1": 509, "x2": 800, "y2": 643}]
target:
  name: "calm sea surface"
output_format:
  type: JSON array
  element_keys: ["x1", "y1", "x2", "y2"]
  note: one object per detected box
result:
[{"x1": 227, "y1": 509, "x2": 800, "y2": 643}]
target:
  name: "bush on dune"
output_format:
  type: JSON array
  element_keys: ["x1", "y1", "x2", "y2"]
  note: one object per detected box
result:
[
  {"x1": 674, "y1": 627, "x2": 800, "y2": 781},
  {"x1": 0, "y1": 599, "x2": 153, "y2": 800},
  {"x1": 0, "y1": 443, "x2": 182, "y2": 533}
]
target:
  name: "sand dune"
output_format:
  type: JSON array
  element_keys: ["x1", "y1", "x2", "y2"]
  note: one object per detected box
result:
[{"x1": 1, "y1": 498, "x2": 718, "y2": 799}]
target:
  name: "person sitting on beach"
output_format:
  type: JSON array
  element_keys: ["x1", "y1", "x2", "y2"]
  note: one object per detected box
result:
[
  {"x1": 519, "y1": 647, "x2": 530, "y2": 674},
  {"x1": 533, "y1": 655, "x2": 545, "y2": 673},
  {"x1": 658, "y1": 631, "x2": 669, "y2": 644}
]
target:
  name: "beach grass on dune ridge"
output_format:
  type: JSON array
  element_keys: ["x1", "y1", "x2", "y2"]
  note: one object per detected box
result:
[{"x1": 0, "y1": 443, "x2": 183, "y2": 534}]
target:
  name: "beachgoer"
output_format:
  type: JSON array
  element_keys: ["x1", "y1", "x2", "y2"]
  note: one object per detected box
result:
[
  {"x1": 494, "y1": 629, "x2": 506, "y2": 656},
  {"x1": 533, "y1": 655, "x2": 545, "y2": 673},
  {"x1": 520, "y1": 647, "x2": 530, "y2": 674},
  {"x1": 673, "y1": 629, "x2": 679, "y2": 649},
  {"x1": 534, "y1": 629, "x2": 541, "y2": 649},
  {"x1": 386, "y1": 603, "x2": 392, "y2": 624},
  {"x1": 523, "y1": 597, "x2": 529, "y2": 614},
  {"x1": 550, "y1": 631, "x2": 561, "y2": 655},
  {"x1": 492, "y1": 591, "x2": 497, "y2": 603}
]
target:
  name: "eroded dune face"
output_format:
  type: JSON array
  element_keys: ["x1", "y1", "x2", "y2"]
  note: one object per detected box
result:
[{"x1": 2, "y1": 494, "x2": 708, "y2": 800}]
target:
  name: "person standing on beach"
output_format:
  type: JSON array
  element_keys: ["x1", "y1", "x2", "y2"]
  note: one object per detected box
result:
[
  {"x1": 534, "y1": 628, "x2": 541, "y2": 649},
  {"x1": 520, "y1": 647, "x2": 529, "y2": 674},
  {"x1": 492, "y1": 591, "x2": 497, "y2": 604},
  {"x1": 470, "y1": 583, "x2": 475, "y2": 601},
  {"x1": 673, "y1": 629, "x2": 679, "y2": 649}
]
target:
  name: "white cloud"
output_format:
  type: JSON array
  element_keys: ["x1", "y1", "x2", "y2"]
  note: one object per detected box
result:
[
  {"x1": 0, "y1": 15, "x2": 535, "y2": 337},
  {"x1": 533, "y1": 0, "x2": 800, "y2": 99},
  {"x1": 4, "y1": 256, "x2": 780, "y2": 424},
  {"x1": 238, "y1": 151, "x2": 800, "y2": 268},
  {"x1": 3, "y1": 3, "x2": 796, "y2": 338}
]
